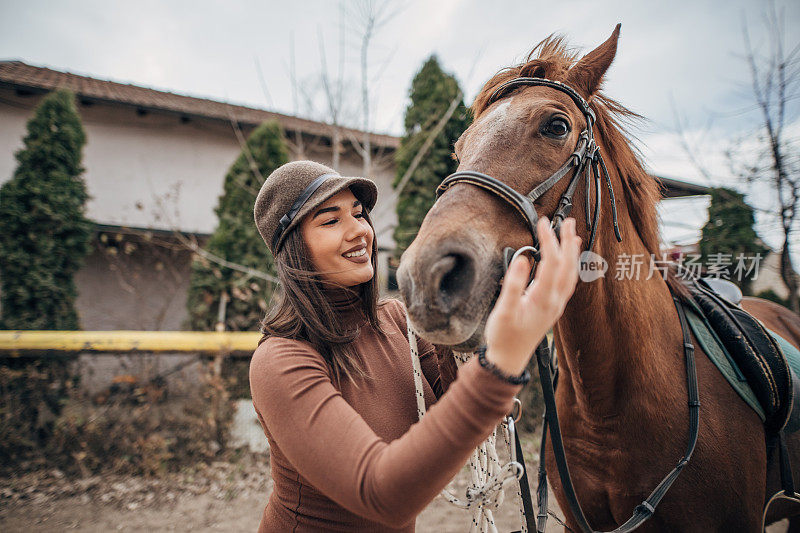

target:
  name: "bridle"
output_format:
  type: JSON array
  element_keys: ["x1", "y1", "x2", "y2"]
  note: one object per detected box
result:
[
  {"x1": 436, "y1": 77, "x2": 622, "y2": 260},
  {"x1": 434, "y1": 78, "x2": 700, "y2": 533}
]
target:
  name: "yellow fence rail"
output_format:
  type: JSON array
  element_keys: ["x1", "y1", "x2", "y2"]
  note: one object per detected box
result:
[{"x1": 0, "y1": 330, "x2": 261, "y2": 355}]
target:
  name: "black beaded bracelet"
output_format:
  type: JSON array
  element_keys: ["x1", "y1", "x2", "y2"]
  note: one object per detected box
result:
[{"x1": 477, "y1": 346, "x2": 531, "y2": 385}]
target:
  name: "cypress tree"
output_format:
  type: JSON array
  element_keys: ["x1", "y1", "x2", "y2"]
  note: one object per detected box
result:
[
  {"x1": 187, "y1": 121, "x2": 288, "y2": 331},
  {"x1": 0, "y1": 89, "x2": 92, "y2": 330},
  {"x1": 393, "y1": 56, "x2": 469, "y2": 257},
  {"x1": 699, "y1": 187, "x2": 768, "y2": 294}
]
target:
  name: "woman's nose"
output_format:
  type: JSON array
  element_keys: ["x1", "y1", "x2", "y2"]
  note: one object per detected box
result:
[{"x1": 346, "y1": 215, "x2": 369, "y2": 239}]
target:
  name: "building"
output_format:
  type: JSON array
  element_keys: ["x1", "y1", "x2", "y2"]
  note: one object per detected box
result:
[
  {"x1": 0, "y1": 60, "x2": 711, "y2": 331},
  {"x1": 0, "y1": 60, "x2": 399, "y2": 330}
]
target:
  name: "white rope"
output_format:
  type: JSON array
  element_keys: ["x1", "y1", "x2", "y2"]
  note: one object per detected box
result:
[{"x1": 408, "y1": 323, "x2": 528, "y2": 532}]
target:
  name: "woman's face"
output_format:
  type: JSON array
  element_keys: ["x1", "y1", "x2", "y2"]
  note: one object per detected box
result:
[{"x1": 299, "y1": 188, "x2": 375, "y2": 287}]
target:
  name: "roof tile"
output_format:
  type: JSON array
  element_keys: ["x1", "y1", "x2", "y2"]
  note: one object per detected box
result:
[{"x1": 0, "y1": 60, "x2": 399, "y2": 149}]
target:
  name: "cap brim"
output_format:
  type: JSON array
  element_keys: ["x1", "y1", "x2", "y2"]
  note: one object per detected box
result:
[{"x1": 276, "y1": 176, "x2": 378, "y2": 251}]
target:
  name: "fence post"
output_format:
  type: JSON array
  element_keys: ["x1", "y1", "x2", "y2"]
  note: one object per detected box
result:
[{"x1": 212, "y1": 291, "x2": 229, "y2": 449}]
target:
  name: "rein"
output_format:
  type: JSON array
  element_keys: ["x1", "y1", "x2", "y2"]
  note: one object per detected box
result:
[
  {"x1": 433, "y1": 77, "x2": 701, "y2": 532},
  {"x1": 532, "y1": 295, "x2": 699, "y2": 533}
]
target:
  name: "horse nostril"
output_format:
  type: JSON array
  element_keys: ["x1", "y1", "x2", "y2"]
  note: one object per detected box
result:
[{"x1": 431, "y1": 253, "x2": 475, "y2": 312}]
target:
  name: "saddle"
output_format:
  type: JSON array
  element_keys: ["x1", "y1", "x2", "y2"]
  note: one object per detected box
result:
[{"x1": 680, "y1": 277, "x2": 800, "y2": 434}]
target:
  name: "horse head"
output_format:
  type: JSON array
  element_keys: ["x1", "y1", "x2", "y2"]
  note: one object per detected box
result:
[{"x1": 397, "y1": 24, "x2": 662, "y2": 350}]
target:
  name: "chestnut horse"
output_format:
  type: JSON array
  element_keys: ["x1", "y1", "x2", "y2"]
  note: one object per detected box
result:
[{"x1": 397, "y1": 25, "x2": 800, "y2": 532}]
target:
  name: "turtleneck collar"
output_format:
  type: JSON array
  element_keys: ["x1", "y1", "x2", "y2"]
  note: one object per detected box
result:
[{"x1": 323, "y1": 286, "x2": 367, "y2": 326}]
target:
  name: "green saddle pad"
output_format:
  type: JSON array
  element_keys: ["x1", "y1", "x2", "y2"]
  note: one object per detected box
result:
[
  {"x1": 684, "y1": 306, "x2": 765, "y2": 421},
  {"x1": 684, "y1": 306, "x2": 800, "y2": 424},
  {"x1": 765, "y1": 328, "x2": 800, "y2": 381}
]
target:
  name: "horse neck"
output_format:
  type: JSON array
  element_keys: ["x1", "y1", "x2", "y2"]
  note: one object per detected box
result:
[{"x1": 553, "y1": 206, "x2": 683, "y2": 422}]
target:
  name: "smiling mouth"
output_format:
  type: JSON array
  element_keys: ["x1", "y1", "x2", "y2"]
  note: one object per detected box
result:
[{"x1": 343, "y1": 247, "x2": 367, "y2": 258}]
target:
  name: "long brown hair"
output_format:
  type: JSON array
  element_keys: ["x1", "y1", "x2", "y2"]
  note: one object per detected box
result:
[{"x1": 258, "y1": 209, "x2": 385, "y2": 386}]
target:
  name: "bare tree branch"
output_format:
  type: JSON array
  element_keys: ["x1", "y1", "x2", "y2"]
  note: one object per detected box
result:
[
  {"x1": 179, "y1": 233, "x2": 279, "y2": 284},
  {"x1": 253, "y1": 55, "x2": 273, "y2": 109},
  {"x1": 225, "y1": 119, "x2": 262, "y2": 196},
  {"x1": 671, "y1": 1, "x2": 799, "y2": 309},
  {"x1": 317, "y1": 22, "x2": 345, "y2": 169},
  {"x1": 347, "y1": 0, "x2": 403, "y2": 176},
  {"x1": 670, "y1": 95, "x2": 716, "y2": 184},
  {"x1": 374, "y1": 92, "x2": 464, "y2": 238},
  {"x1": 149, "y1": 190, "x2": 280, "y2": 285},
  {"x1": 741, "y1": 0, "x2": 800, "y2": 310},
  {"x1": 285, "y1": 32, "x2": 306, "y2": 158}
]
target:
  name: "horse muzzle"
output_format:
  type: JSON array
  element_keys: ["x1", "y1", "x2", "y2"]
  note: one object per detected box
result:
[{"x1": 397, "y1": 238, "x2": 501, "y2": 347}]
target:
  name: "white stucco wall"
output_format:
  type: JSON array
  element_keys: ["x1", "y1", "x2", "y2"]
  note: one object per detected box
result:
[
  {"x1": 0, "y1": 87, "x2": 399, "y2": 247},
  {"x1": 1, "y1": 89, "x2": 236, "y2": 234},
  {"x1": 0, "y1": 86, "x2": 402, "y2": 332}
]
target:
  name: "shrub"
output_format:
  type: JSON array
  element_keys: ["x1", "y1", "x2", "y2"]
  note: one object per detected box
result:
[
  {"x1": 0, "y1": 89, "x2": 92, "y2": 330},
  {"x1": 187, "y1": 121, "x2": 288, "y2": 332},
  {"x1": 1, "y1": 357, "x2": 234, "y2": 477}
]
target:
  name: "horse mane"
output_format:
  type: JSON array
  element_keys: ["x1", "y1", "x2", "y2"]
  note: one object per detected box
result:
[{"x1": 472, "y1": 35, "x2": 664, "y2": 261}]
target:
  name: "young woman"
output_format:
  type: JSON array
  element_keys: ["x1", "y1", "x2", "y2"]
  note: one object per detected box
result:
[{"x1": 251, "y1": 160, "x2": 581, "y2": 532}]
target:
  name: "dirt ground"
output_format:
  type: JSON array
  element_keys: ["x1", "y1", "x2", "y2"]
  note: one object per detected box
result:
[
  {"x1": 0, "y1": 466, "x2": 560, "y2": 532},
  {"x1": 0, "y1": 433, "x2": 563, "y2": 533},
  {"x1": 0, "y1": 443, "x2": 791, "y2": 533}
]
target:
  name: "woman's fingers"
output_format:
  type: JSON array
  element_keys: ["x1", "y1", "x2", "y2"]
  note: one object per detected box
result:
[
  {"x1": 524, "y1": 218, "x2": 559, "y2": 295},
  {"x1": 500, "y1": 217, "x2": 582, "y2": 318},
  {"x1": 537, "y1": 217, "x2": 559, "y2": 268},
  {"x1": 496, "y1": 253, "x2": 531, "y2": 311},
  {"x1": 524, "y1": 218, "x2": 581, "y2": 310},
  {"x1": 562, "y1": 218, "x2": 581, "y2": 257},
  {"x1": 484, "y1": 216, "x2": 583, "y2": 374},
  {"x1": 555, "y1": 218, "x2": 581, "y2": 289}
]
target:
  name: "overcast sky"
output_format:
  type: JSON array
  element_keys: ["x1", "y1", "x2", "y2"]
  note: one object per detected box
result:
[{"x1": 1, "y1": 0, "x2": 799, "y2": 250}]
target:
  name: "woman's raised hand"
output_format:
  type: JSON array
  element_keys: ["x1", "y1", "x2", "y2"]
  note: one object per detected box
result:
[{"x1": 483, "y1": 217, "x2": 582, "y2": 376}]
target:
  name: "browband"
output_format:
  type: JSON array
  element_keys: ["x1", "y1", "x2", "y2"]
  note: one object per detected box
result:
[
  {"x1": 488, "y1": 77, "x2": 596, "y2": 124},
  {"x1": 271, "y1": 173, "x2": 338, "y2": 251}
]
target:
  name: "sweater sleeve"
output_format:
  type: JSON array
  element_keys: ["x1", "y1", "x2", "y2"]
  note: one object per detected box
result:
[{"x1": 249, "y1": 337, "x2": 520, "y2": 528}]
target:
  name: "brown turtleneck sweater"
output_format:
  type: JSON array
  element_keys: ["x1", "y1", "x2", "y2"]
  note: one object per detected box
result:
[{"x1": 249, "y1": 298, "x2": 521, "y2": 532}]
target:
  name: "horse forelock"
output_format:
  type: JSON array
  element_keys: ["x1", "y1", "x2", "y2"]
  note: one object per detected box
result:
[
  {"x1": 471, "y1": 35, "x2": 577, "y2": 116},
  {"x1": 471, "y1": 34, "x2": 663, "y2": 261}
]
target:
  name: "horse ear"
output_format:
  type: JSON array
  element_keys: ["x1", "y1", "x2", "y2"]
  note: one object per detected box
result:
[{"x1": 566, "y1": 23, "x2": 621, "y2": 98}]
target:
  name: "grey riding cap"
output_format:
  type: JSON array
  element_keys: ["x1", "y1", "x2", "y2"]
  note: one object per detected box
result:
[{"x1": 254, "y1": 161, "x2": 377, "y2": 257}]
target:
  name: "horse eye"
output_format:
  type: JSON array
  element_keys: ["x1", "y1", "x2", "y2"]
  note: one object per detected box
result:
[{"x1": 543, "y1": 117, "x2": 570, "y2": 138}]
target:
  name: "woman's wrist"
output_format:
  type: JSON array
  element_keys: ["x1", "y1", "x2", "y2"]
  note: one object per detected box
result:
[
  {"x1": 477, "y1": 346, "x2": 530, "y2": 385},
  {"x1": 482, "y1": 341, "x2": 530, "y2": 375}
]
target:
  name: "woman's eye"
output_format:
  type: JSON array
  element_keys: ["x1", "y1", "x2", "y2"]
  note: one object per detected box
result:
[
  {"x1": 543, "y1": 118, "x2": 570, "y2": 138},
  {"x1": 322, "y1": 212, "x2": 363, "y2": 225}
]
